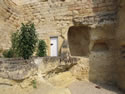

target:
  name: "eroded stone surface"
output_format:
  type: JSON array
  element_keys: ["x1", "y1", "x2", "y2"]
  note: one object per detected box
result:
[
  {"x1": 0, "y1": 0, "x2": 125, "y2": 92},
  {"x1": 0, "y1": 58, "x2": 37, "y2": 80}
]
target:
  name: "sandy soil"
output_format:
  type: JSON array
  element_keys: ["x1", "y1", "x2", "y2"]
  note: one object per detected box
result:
[
  {"x1": 0, "y1": 80, "x2": 71, "y2": 94},
  {"x1": 68, "y1": 81, "x2": 124, "y2": 94},
  {"x1": 0, "y1": 81, "x2": 124, "y2": 94}
]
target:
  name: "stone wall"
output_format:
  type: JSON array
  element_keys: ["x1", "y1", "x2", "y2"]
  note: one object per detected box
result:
[
  {"x1": 89, "y1": 25, "x2": 116, "y2": 83},
  {"x1": 0, "y1": 56, "x2": 89, "y2": 82},
  {"x1": 0, "y1": 58, "x2": 37, "y2": 80},
  {"x1": 116, "y1": 0, "x2": 125, "y2": 90},
  {"x1": 72, "y1": 0, "x2": 117, "y2": 26},
  {"x1": 1, "y1": 0, "x2": 125, "y2": 91},
  {"x1": 0, "y1": 0, "x2": 118, "y2": 56}
]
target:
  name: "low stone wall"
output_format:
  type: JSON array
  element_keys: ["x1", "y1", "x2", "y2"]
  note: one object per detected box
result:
[
  {"x1": 34, "y1": 56, "x2": 89, "y2": 80},
  {"x1": 1, "y1": 55, "x2": 125, "y2": 91},
  {"x1": 0, "y1": 56, "x2": 90, "y2": 81},
  {"x1": 0, "y1": 58, "x2": 37, "y2": 80}
]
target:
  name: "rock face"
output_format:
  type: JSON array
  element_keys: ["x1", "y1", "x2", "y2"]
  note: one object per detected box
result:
[
  {"x1": 116, "y1": 0, "x2": 125, "y2": 90},
  {"x1": 70, "y1": 57, "x2": 89, "y2": 81},
  {"x1": 0, "y1": 58, "x2": 37, "y2": 80},
  {"x1": 35, "y1": 56, "x2": 83, "y2": 78},
  {"x1": 0, "y1": 0, "x2": 125, "y2": 91},
  {"x1": 0, "y1": 0, "x2": 118, "y2": 55},
  {"x1": 0, "y1": 57, "x2": 89, "y2": 83}
]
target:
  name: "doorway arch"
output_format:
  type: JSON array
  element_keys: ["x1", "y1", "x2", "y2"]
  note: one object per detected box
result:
[{"x1": 68, "y1": 26, "x2": 90, "y2": 56}]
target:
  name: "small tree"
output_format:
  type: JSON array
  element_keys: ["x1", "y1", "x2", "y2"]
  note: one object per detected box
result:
[
  {"x1": 17, "y1": 23, "x2": 38, "y2": 59},
  {"x1": 36, "y1": 40, "x2": 47, "y2": 57}
]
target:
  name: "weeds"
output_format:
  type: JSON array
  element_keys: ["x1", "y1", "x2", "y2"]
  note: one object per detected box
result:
[{"x1": 31, "y1": 80, "x2": 37, "y2": 88}]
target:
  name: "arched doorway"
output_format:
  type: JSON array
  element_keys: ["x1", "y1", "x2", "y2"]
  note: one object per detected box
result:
[{"x1": 68, "y1": 26, "x2": 90, "y2": 56}]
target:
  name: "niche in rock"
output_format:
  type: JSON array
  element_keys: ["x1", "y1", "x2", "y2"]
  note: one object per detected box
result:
[
  {"x1": 92, "y1": 41, "x2": 109, "y2": 52},
  {"x1": 68, "y1": 26, "x2": 90, "y2": 56},
  {"x1": 120, "y1": 45, "x2": 125, "y2": 58}
]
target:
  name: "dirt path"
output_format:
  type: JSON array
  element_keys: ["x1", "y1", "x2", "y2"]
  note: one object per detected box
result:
[
  {"x1": 68, "y1": 81, "x2": 123, "y2": 94},
  {"x1": 0, "y1": 81, "x2": 124, "y2": 94},
  {"x1": 0, "y1": 81, "x2": 71, "y2": 94}
]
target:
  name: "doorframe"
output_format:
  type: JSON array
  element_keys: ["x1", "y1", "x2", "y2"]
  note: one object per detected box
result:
[{"x1": 50, "y1": 36, "x2": 58, "y2": 57}]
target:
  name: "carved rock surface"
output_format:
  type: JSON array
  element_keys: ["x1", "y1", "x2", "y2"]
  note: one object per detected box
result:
[{"x1": 0, "y1": 58, "x2": 37, "y2": 80}]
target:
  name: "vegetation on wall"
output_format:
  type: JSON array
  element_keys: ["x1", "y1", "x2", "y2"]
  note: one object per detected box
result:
[
  {"x1": 17, "y1": 22, "x2": 38, "y2": 59},
  {"x1": 11, "y1": 31, "x2": 19, "y2": 57},
  {"x1": 2, "y1": 32, "x2": 19, "y2": 58},
  {"x1": 36, "y1": 40, "x2": 47, "y2": 57},
  {"x1": 3, "y1": 22, "x2": 38, "y2": 59},
  {"x1": 3, "y1": 49, "x2": 14, "y2": 58},
  {"x1": 2, "y1": 22, "x2": 48, "y2": 59},
  {"x1": 31, "y1": 80, "x2": 37, "y2": 88}
]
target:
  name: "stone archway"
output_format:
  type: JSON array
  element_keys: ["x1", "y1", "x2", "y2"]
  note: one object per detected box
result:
[{"x1": 68, "y1": 26, "x2": 90, "y2": 56}]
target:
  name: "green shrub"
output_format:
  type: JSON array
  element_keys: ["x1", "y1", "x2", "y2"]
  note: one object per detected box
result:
[
  {"x1": 2, "y1": 22, "x2": 38, "y2": 59},
  {"x1": 11, "y1": 31, "x2": 19, "y2": 57},
  {"x1": 0, "y1": 48, "x2": 3, "y2": 57},
  {"x1": 17, "y1": 22, "x2": 38, "y2": 59},
  {"x1": 36, "y1": 40, "x2": 47, "y2": 57},
  {"x1": 2, "y1": 31, "x2": 19, "y2": 58},
  {"x1": 31, "y1": 80, "x2": 37, "y2": 88},
  {"x1": 0, "y1": 48, "x2": 3, "y2": 53},
  {"x1": 3, "y1": 49, "x2": 14, "y2": 58}
]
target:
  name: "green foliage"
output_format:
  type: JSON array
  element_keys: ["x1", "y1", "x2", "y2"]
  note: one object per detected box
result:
[
  {"x1": 11, "y1": 32, "x2": 19, "y2": 50},
  {"x1": 31, "y1": 80, "x2": 37, "y2": 88},
  {"x1": 11, "y1": 31, "x2": 19, "y2": 57},
  {"x1": 2, "y1": 22, "x2": 38, "y2": 59},
  {"x1": 3, "y1": 49, "x2": 14, "y2": 58},
  {"x1": 17, "y1": 22, "x2": 38, "y2": 59},
  {"x1": 0, "y1": 48, "x2": 3, "y2": 53},
  {"x1": 2, "y1": 31, "x2": 19, "y2": 58},
  {"x1": 36, "y1": 40, "x2": 47, "y2": 57}
]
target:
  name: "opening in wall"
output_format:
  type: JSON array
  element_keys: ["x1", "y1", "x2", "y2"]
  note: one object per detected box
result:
[
  {"x1": 68, "y1": 26, "x2": 90, "y2": 56},
  {"x1": 60, "y1": 0, "x2": 65, "y2": 2},
  {"x1": 120, "y1": 45, "x2": 125, "y2": 58},
  {"x1": 92, "y1": 41, "x2": 109, "y2": 52}
]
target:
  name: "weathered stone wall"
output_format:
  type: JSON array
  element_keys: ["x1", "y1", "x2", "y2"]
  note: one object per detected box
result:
[
  {"x1": 116, "y1": 0, "x2": 125, "y2": 90},
  {"x1": 1, "y1": 0, "x2": 125, "y2": 91},
  {"x1": 89, "y1": 25, "x2": 116, "y2": 83},
  {"x1": 0, "y1": 58, "x2": 37, "y2": 80},
  {"x1": 0, "y1": 56, "x2": 89, "y2": 82},
  {"x1": 0, "y1": 0, "x2": 117, "y2": 55},
  {"x1": 34, "y1": 56, "x2": 89, "y2": 81},
  {"x1": 72, "y1": 0, "x2": 117, "y2": 26}
]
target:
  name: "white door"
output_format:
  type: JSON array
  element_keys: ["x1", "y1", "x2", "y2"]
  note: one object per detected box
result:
[{"x1": 50, "y1": 37, "x2": 58, "y2": 56}]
